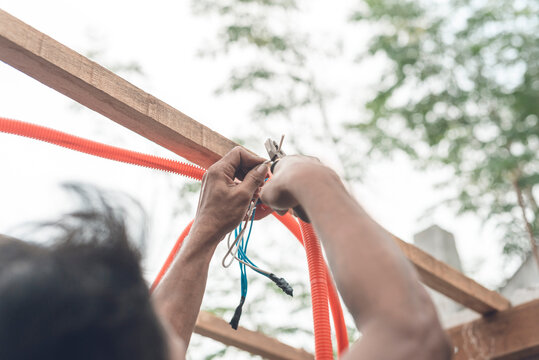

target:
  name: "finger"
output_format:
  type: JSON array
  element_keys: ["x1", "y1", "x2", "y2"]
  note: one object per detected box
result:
[
  {"x1": 259, "y1": 180, "x2": 293, "y2": 211},
  {"x1": 239, "y1": 163, "x2": 268, "y2": 195},
  {"x1": 254, "y1": 203, "x2": 274, "y2": 220},
  {"x1": 253, "y1": 187, "x2": 262, "y2": 199},
  {"x1": 218, "y1": 147, "x2": 266, "y2": 179}
]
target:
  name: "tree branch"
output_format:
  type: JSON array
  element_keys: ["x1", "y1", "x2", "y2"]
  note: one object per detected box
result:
[{"x1": 513, "y1": 179, "x2": 539, "y2": 269}]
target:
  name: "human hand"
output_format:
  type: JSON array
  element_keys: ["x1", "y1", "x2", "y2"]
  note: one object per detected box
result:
[
  {"x1": 260, "y1": 155, "x2": 338, "y2": 222},
  {"x1": 192, "y1": 147, "x2": 269, "y2": 246}
]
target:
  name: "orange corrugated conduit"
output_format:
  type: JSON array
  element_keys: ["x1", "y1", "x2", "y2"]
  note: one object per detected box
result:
[
  {"x1": 276, "y1": 213, "x2": 349, "y2": 357},
  {"x1": 149, "y1": 219, "x2": 194, "y2": 293},
  {"x1": 0, "y1": 117, "x2": 348, "y2": 358},
  {"x1": 0, "y1": 117, "x2": 205, "y2": 180}
]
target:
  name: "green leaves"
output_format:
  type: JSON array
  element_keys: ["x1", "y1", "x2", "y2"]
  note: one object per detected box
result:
[{"x1": 352, "y1": 0, "x2": 539, "y2": 260}]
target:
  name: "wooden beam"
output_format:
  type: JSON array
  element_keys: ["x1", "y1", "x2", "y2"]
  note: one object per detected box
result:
[
  {"x1": 0, "y1": 9, "x2": 237, "y2": 169},
  {"x1": 195, "y1": 311, "x2": 314, "y2": 360},
  {"x1": 447, "y1": 299, "x2": 539, "y2": 360},
  {"x1": 395, "y1": 237, "x2": 510, "y2": 314}
]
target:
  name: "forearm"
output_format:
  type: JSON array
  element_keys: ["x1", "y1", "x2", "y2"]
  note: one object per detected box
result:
[
  {"x1": 292, "y1": 171, "x2": 449, "y2": 358},
  {"x1": 152, "y1": 224, "x2": 220, "y2": 347}
]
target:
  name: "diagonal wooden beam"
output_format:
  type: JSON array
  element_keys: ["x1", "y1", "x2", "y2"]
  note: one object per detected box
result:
[
  {"x1": 0, "y1": 9, "x2": 237, "y2": 169},
  {"x1": 0, "y1": 8, "x2": 513, "y2": 353},
  {"x1": 447, "y1": 299, "x2": 539, "y2": 360},
  {"x1": 195, "y1": 311, "x2": 314, "y2": 360},
  {"x1": 394, "y1": 237, "x2": 510, "y2": 314}
]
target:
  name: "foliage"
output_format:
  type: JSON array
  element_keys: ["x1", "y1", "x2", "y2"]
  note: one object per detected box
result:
[
  {"x1": 188, "y1": 1, "x2": 364, "y2": 357},
  {"x1": 188, "y1": 0, "x2": 538, "y2": 357},
  {"x1": 350, "y1": 0, "x2": 539, "y2": 259},
  {"x1": 191, "y1": 0, "x2": 363, "y2": 182}
]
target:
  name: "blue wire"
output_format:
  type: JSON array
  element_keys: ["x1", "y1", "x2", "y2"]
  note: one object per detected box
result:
[
  {"x1": 244, "y1": 208, "x2": 256, "y2": 251},
  {"x1": 235, "y1": 205, "x2": 269, "y2": 299},
  {"x1": 235, "y1": 227, "x2": 248, "y2": 297},
  {"x1": 239, "y1": 208, "x2": 269, "y2": 276}
]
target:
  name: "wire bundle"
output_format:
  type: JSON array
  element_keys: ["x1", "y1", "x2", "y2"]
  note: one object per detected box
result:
[{"x1": 226, "y1": 204, "x2": 293, "y2": 329}]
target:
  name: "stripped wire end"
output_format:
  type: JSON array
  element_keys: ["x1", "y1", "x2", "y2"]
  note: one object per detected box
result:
[{"x1": 269, "y1": 273, "x2": 294, "y2": 297}]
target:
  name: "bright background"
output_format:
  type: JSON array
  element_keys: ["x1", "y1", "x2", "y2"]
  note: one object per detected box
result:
[{"x1": 0, "y1": 0, "x2": 515, "y2": 357}]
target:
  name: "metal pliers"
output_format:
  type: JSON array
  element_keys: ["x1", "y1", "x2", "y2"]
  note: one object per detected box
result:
[{"x1": 264, "y1": 136, "x2": 286, "y2": 173}]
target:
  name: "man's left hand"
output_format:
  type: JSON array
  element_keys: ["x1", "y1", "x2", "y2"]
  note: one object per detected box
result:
[{"x1": 191, "y1": 147, "x2": 269, "y2": 247}]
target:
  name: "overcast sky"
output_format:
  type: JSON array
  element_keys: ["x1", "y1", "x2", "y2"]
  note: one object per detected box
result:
[{"x1": 0, "y1": 0, "x2": 513, "y2": 295}]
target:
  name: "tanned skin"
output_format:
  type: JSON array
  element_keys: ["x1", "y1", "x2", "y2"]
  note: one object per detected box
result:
[
  {"x1": 152, "y1": 147, "x2": 269, "y2": 359},
  {"x1": 153, "y1": 147, "x2": 452, "y2": 359}
]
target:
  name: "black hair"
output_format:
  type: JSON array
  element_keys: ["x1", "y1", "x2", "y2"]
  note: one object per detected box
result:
[{"x1": 0, "y1": 184, "x2": 167, "y2": 360}]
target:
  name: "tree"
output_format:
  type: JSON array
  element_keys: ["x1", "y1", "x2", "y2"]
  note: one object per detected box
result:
[
  {"x1": 350, "y1": 0, "x2": 539, "y2": 266},
  {"x1": 192, "y1": 0, "x2": 538, "y2": 267},
  {"x1": 187, "y1": 2, "x2": 361, "y2": 357},
  {"x1": 188, "y1": 0, "x2": 538, "y2": 356},
  {"x1": 191, "y1": 0, "x2": 363, "y2": 183}
]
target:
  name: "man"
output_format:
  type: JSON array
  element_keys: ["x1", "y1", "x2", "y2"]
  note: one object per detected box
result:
[{"x1": 0, "y1": 147, "x2": 451, "y2": 359}]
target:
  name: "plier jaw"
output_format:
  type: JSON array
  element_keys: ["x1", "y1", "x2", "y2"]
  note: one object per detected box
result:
[
  {"x1": 264, "y1": 138, "x2": 286, "y2": 162},
  {"x1": 264, "y1": 137, "x2": 286, "y2": 172}
]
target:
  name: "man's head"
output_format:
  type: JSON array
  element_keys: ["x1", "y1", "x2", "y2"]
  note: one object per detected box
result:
[{"x1": 0, "y1": 186, "x2": 168, "y2": 360}]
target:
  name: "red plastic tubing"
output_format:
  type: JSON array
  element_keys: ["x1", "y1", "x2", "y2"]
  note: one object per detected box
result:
[
  {"x1": 275, "y1": 214, "x2": 349, "y2": 357},
  {"x1": 0, "y1": 117, "x2": 205, "y2": 181},
  {"x1": 0, "y1": 117, "x2": 348, "y2": 358},
  {"x1": 149, "y1": 219, "x2": 194, "y2": 293},
  {"x1": 300, "y1": 220, "x2": 333, "y2": 359}
]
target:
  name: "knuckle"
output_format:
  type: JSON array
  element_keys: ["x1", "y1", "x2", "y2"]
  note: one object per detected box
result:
[
  {"x1": 230, "y1": 146, "x2": 243, "y2": 156},
  {"x1": 205, "y1": 165, "x2": 220, "y2": 178},
  {"x1": 260, "y1": 187, "x2": 276, "y2": 203}
]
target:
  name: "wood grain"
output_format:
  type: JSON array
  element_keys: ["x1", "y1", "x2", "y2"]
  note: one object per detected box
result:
[
  {"x1": 195, "y1": 311, "x2": 314, "y2": 360},
  {"x1": 0, "y1": 9, "x2": 237, "y2": 169},
  {"x1": 395, "y1": 236, "x2": 510, "y2": 314},
  {"x1": 448, "y1": 299, "x2": 539, "y2": 360}
]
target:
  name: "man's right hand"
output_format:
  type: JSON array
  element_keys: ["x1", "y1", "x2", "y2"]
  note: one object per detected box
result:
[
  {"x1": 260, "y1": 155, "x2": 340, "y2": 222},
  {"x1": 261, "y1": 153, "x2": 451, "y2": 360}
]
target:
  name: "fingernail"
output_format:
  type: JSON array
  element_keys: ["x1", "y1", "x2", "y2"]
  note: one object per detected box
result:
[{"x1": 257, "y1": 163, "x2": 269, "y2": 174}]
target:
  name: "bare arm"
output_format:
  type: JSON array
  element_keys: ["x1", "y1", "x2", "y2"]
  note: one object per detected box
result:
[
  {"x1": 152, "y1": 147, "x2": 268, "y2": 355},
  {"x1": 261, "y1": 156, "x2": 451, "y2": 360}
]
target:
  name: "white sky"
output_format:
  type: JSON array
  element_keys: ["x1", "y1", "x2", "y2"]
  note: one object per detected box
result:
[{"x1": 0, "y1": 0, "x2": 513, "y2": 301}]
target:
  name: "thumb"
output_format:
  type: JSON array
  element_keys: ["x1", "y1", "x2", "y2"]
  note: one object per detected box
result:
[{"x1": 240, "y1": 163, "x2": 268, "y2": 195}]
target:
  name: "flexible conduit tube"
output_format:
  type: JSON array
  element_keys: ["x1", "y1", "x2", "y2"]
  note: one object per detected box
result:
[
  {"x1": 275, "y1": 213, "x2": 349, "y2": 356},
  {"x1": 0, "y1": 117, "x2": 348, "y2": 357},
  {"x1": 0, "y1": 117, "x2": 205, "y2": 181},
  {"x1": 150, "y1": 219, "x2": 194, "y2": 293},
  {"x1": 300, "y1": 220, "x2": 333, "y2": 359}
]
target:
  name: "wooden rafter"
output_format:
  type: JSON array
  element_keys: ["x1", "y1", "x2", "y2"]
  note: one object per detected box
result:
[
  {"x1": 448, "y1": 299, "x2": 539, "y2": 360},
  {"x1": 395, "y1": 237, "x2": 510, "y2": 314},
  {"x1": 0, "y1": 9, "x2": 236, "y2": 169},
  {"x1": 1, "y1": 8, "x2": 525, "y2": 359},
  {"x1": 195, "y1": 311, "x2": 314, "y2": 360}
]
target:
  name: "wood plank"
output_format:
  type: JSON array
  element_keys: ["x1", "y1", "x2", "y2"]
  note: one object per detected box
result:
[
  {"x1": 448, "y1": 299, "x2": 539, "y2": 360},
  {"x1": 0, "y1": 9, "x2": 237, "y2": 169},
  {"x1": 0, "y1": 7, "x2": 510, "y2": 322},
  {"x1": 394, "y1": 236, "x2": 511, "y2": 314},
  {"x1": 195, "y1": 311, "x2": 314, "y2": 360}
]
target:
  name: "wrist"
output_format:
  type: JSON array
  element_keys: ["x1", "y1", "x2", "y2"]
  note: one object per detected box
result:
[
  {"x1": 289, "y1": 166, "x2": 343, "y2": 199},
  {"x1": 290, "y1": 167, "x2": 349, "y2": 217},
  {"x1": 186, "y1": 221, "x2": 223, "y2": 253}
]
